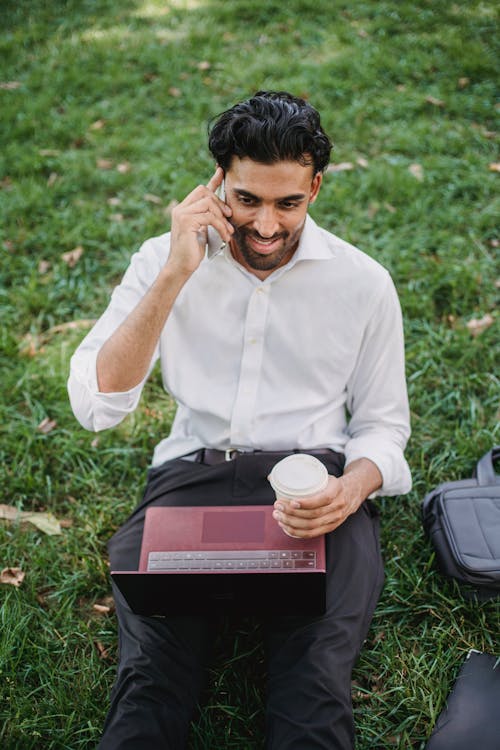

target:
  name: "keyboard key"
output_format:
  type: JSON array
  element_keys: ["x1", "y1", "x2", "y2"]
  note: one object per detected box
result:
[{"x1": 148, "y1": 561, "x2": 179, "y2": 570}]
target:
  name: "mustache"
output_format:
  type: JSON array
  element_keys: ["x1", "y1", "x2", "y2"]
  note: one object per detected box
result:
[{"x1": 230, "y1": 223, "x2": 288, "y2": 242}]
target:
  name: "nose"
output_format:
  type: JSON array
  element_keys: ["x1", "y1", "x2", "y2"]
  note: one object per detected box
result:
[{"x1": 253, "y1": 205, "x2": 280, "y2": 238}]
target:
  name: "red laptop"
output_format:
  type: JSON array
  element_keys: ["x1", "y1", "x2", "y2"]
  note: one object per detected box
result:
[{"x1": 112, "y1": 505, "x2": 326, "y2": 615}]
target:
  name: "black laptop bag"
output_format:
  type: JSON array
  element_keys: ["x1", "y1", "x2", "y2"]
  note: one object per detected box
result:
[
  {"x1": 421, "y1": 446, "x2": 500, "y2": 600},
  {"x1": 424, "y1": 650, "x2": 500, "y2": 750}
]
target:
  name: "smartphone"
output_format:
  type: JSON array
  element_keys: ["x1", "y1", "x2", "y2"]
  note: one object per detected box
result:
[
  {"x1": 207, "y1": 177, "x2": 227, "y2": 259},
  {"x1": 215, "y1": 178, "x2": 225, "y2": 202}
]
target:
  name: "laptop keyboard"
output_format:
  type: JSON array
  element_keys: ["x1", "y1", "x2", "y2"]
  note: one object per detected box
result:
[{"x1": 147, "y1": 550, "x2": 317, "y2": 571}]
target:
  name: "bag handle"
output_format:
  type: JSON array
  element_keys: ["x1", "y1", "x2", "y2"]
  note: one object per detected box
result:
[{"x1": 475, "y1": 446, "x2": 500, "y2": 485}]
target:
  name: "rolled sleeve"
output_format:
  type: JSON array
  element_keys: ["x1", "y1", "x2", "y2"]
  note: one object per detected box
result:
[
  {"x1": 345, "y1": 272, "x2": 412, "y2": 496},
  {"x1": 344, "y1": 434, "x2": 412, "y2": 497}
]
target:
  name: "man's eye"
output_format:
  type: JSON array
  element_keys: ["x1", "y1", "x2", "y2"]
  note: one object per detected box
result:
[
  {"x1": 280, "y1": 201, "x2": 299, "y2": 210},
  {"x1": 238, "y1": 195, "x2": 255, "y2": 205}
]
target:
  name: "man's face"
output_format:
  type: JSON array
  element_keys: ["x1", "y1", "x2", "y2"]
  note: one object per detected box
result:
[{"x1": 224, "y1": 157, "x2": 322, "y2": 280}]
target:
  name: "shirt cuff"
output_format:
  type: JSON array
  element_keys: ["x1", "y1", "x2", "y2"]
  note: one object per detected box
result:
[
  {"x1": 344, "y1": 434, "x2": 412, "y2": 497},
  {"x1": 68, "y1": 348, "x2": 146, "y2": 432}
]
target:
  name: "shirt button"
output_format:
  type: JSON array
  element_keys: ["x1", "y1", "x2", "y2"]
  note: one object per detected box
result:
[{"x1": 249, "y1": 337, "x2": 257, "y2": 345}]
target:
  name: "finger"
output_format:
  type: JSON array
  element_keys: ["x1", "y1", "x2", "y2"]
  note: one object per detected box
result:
[
  {"x1": 277, "y1": 517, "x2": 342, "y2": 539},
  {"x1": 277, "y1": 511, "x2": 345, "y2": 538},
  {"x1": 289, "y1": 477, "x2": 343, "y2": 510},
  {"x1": 274, "y1": 507, "x2": 333, "y2": 530},
  {"x1": 180, "y1": 180, "x2": 229, "y2": 211},
  {"x1": 206, "y1": 166, "x2": 224, "y2": 193},
  {"x1": 184, "y1": 208, "x2": 234, "y2": 243},
  {"x1": 180, "y1": 193, "x2": 232, "y2": 218}
]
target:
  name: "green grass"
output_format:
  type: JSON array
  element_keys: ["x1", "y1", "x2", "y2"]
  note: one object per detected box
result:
[{"x1": 1, "y1": 0, "x2": 499, "y2": 747}]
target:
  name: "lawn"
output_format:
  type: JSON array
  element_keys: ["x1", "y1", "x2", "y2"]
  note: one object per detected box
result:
[{"x1": 0, "y1": 1, "x2": 498, "y2": 748}]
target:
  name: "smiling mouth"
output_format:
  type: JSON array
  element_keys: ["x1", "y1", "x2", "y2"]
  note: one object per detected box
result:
[{"x1": 247, "y1": 234, "x2": 284, "y2": 253}]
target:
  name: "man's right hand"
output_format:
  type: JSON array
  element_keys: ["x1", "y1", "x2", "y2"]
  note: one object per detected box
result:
[{"x1": 167, "y1": 166, "x2": 234, "y2": 278}]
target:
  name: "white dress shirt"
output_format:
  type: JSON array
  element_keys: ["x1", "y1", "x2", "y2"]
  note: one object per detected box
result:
[{"x1": 68, "y1": 215, "x2": 412, "y2": 496}]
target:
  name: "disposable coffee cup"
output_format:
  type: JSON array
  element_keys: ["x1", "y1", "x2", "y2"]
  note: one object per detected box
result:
[{"x1": 268, "y1": 454, "x2": 329, "y2": 503}]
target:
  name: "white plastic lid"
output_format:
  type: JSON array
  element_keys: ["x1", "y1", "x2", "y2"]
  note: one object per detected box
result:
[{"x1": 268, "y1": 454, "x2": 328, "y2": 498}]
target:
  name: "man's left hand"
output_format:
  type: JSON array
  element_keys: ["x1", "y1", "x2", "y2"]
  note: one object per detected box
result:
[{"x1": 272, "y1": 458, "x2": 382, "y2": 538}]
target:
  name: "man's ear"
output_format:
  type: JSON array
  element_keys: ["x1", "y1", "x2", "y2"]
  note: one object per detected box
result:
[{"x1": 309, "y1": 172, "x2": 323, "y2": 204}]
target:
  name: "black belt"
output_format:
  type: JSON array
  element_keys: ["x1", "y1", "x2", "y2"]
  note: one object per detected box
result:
[{"x1": 184, "y1": 448, "x2": 339, "y2": 466}]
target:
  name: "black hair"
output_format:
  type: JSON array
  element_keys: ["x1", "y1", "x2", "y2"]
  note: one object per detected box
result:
[{"x1": 208, "y1": 90, "x2": 332, "y2": 174}]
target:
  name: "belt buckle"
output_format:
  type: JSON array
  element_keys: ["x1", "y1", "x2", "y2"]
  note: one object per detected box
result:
[{"x1": 225, "y1": 448, "x2": 239, "y2": 461}]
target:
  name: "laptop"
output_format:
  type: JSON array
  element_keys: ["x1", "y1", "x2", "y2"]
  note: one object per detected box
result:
[{"x1": 112, "y1": 505, "x2": 326, "y2": 616}]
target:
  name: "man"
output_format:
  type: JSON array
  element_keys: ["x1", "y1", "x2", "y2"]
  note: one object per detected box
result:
[{"x1": 68, "y1": 91, "x2": 411, "y2": 749}]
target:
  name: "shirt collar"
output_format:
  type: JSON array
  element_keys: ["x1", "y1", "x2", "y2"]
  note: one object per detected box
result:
[{"x1": 289, "y1": 214, "x2": 335, "y2": 264}]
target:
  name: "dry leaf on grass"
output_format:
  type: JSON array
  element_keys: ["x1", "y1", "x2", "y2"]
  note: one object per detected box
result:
[
  {"x1": 0, "y1": 81, "x2": 21, "y2": 90},
  {"x1": 37, "y1": 417, "x2": 57, "y2": 434},
  {"x1": 1, "y1": 567, "x2": 25, "y2": 587},
  {"x1": 90, "y1": 119, "x2": 106, "y2": 130},
  {"x1": 97, "y1": 158, "x2": 114, "y2": 170},
  {"x1": 0, "y1": 505, "x2": 19, "y2": 522},
  {"x1": 19, "y1": 333, "x2": 38, "y2": 358},
  {"x1": 116, "y1": 162, "x2": 131, "y2": 174},
  {"x1": 489, "y1": 163, "x2": 500, "y2": 172},
  {"x1": 466, "y1": 313, "x2": 494, "y2": 337},
  {"x1": 144, "y1": 193, "x2": 162, "y2": 204},
  {"x1": 327, "y1": 162, "x2": 354, "y2": 173},
  {"x1": 95, "y1": 641, "x2": 111, "y2": 659},
  {"x1": 425, "y1": 95, "x2": 445, "y2": 107},
  {"x1": 409, "y1": 163, "x2": 424, "y2": 181},
  {"x1": 19, "y1": 319, "x2": 97, "y2": 357},
  {"x1": 47, "y1": 319, "x2": 96, "y2": 336},
  {"x1": 22, "y1": 512, "x2": 61, "y2": 535},
  {"x1": 61, "y1": 246, "x2": 84, "y2": 267},
  {"x1": 0, "y1": 504, "x2": 62, "y2": 535},
  {"x1": 38, "y1": 260, "x2": 51, "y2": 274},
  {"x1": 93, "y1": 597, "x2": 115, "y2": 615}
]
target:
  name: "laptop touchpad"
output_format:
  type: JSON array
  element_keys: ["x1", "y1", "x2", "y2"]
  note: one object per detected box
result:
[{"x1": 202, "y1": 510, "x2": 266, "y2": 543}]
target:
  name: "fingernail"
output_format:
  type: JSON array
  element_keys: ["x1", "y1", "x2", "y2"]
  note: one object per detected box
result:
[{"x1": 275, "y1": 503, "x2": 284, "y2": 512}]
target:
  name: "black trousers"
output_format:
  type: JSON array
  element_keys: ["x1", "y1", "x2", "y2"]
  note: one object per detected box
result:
[{"x1": 99, "y1": 452, "x2": 384, "y2": 750}]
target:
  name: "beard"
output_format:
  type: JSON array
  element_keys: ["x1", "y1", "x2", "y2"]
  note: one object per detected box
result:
[{"x1": 229, "y1": 223, "x2": 303, "y2": 272}]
